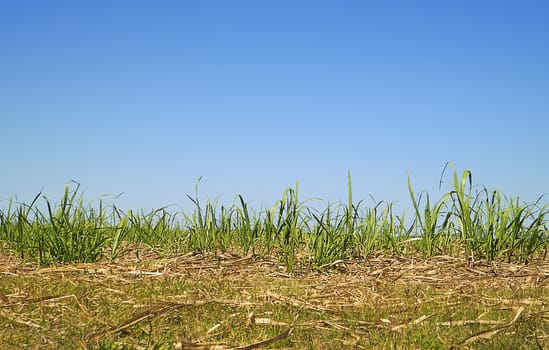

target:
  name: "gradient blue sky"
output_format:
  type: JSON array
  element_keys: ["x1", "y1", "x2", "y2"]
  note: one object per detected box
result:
[{"x1": 1, "y1": 1, "x2": 548, "y2": 213}]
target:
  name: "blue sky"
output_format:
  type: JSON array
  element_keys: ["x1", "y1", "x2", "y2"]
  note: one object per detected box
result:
[{"x1": 1, "y1": 1, "x2": 548, "y2": 213}]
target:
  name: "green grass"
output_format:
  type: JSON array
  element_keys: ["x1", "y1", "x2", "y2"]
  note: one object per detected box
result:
[{"x1": 0, "y1": 164, "x2": 547, "y2": 268}]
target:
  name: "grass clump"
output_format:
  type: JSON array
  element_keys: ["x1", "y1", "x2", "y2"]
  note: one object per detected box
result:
[{"x1": 0, "y1": 182, "x2": 110, "y2": 265}]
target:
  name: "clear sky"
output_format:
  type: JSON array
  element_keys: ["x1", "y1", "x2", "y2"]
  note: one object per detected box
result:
[{"x1": 1, "y1": 1, "x2": 548, "y2": 214}]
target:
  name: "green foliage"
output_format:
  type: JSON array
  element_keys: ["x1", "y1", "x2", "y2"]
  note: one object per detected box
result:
[
  {"x1": 408, "y1": 174, "x2": 452, "y2": 257},
  {"x1": 0, "y1": 166, "x2": 547, "y2": 267}
]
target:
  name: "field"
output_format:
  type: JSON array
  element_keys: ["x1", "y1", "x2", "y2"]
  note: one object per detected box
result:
[{"x1": 1, "y1": 166, "x2": 548, "y2": 349}]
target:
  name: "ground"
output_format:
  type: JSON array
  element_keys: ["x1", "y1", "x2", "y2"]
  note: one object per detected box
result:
[{"x1": 0, "y1": 249, "x2": 547, "y2": 349}]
